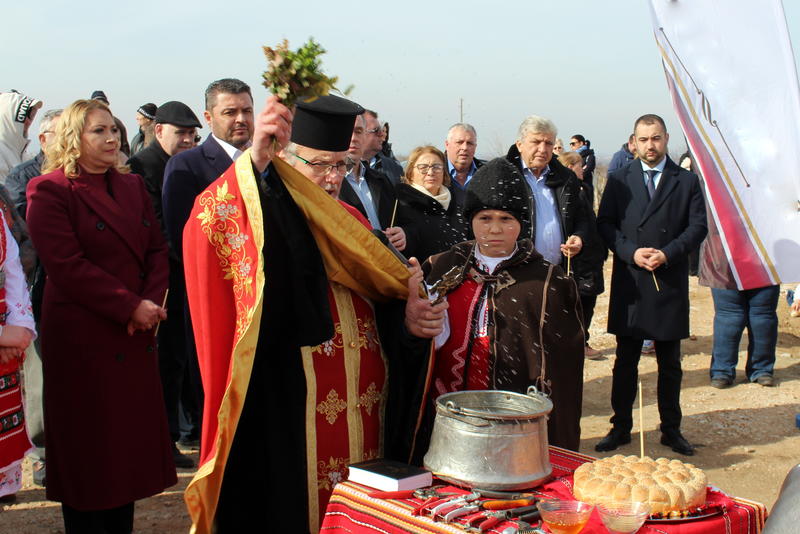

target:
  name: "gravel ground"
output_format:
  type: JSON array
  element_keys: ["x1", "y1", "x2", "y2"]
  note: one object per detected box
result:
[{"x1": 3, "y1": 271, "x2": 799, "y2": 533}]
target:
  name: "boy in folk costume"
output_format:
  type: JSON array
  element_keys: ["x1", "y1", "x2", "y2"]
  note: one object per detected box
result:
[
  {"x1": 0, "y1": 211, "x2": 36, "y2": 499},
  {"x1": 418, "y1": 158, "x2": 585, "y2": 455}
]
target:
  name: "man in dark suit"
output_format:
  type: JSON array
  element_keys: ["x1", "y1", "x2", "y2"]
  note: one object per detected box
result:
[
  {"x1": 339, "y1": 113, "x2": 407, "y2": 251},
  {"x1": 160, "y1": 78, "x2": 254, "y2": 450},
  {"x1": 162, "y1": 79, "x2": 253, "y2": 259},
  {"x1": 596, "y1": 114, "x2": 707, "y2": 456}
]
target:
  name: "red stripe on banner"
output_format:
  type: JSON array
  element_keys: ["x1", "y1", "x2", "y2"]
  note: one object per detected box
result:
[{"x1": 664, "y1": 74, "x2": 773, "y2": 289}]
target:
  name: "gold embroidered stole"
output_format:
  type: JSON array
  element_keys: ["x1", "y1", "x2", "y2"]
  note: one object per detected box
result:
[{"x1": 185, "y1": 152, "x2": 405, "y2": 533}]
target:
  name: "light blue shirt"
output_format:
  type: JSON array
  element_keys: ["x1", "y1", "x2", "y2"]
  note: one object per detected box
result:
[
  {"x1": 447, "y1": 159, "x2": 478, "y2": 190},
  {"x1": 345, "y1": 163, "x2": 382, "y2": 230},
  {"x1": 640, "y1": 157, "x2": 667, "y2": 190},
  {"x1": 521, "y1": 161, "x2": 563, "y2": 264}
]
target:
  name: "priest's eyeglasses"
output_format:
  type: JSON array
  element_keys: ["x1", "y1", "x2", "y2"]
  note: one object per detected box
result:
[
  {"x1": 291, "y1": 152, "x2": 348, "y2": 176},
  {"x1": 415, "y1": 164, "x2": 444, "y2": 174}
]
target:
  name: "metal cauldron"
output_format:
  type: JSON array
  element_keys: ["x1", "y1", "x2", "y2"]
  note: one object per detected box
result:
[{"x1": 423, "y1": 387, "x2": 553, "y2": 490}]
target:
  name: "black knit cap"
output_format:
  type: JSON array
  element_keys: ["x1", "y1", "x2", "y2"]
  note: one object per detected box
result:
[
  {"x1": 291, "y1": 94, "x2": 364, "y2": 151},
  {"x1": 137, "y1": 103, "x2": 157, "y2": 120},
  {"x1": 463, "y1": 157, "x2": 529, "y2": 223}
]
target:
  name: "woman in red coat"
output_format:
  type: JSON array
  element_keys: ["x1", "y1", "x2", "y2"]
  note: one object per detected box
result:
[{"x1": 26, "y1": 99, "x2": 176, "y2": 533}]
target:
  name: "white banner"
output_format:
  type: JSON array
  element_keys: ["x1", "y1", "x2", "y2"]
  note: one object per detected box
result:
[{"x1": 649, "y1": 0, "x2": 800, "y2": 289}]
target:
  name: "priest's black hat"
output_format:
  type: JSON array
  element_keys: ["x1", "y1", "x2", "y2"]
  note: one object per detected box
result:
[
  {"x1": 291, "y1": 94, "x2": 364, "y2": 152},
  {"x1": 463, "y1": 157, "x2": 529, "y2": 223},
  {"x1": 155, "y1": 101, "x2": 202, "y2": 128}
]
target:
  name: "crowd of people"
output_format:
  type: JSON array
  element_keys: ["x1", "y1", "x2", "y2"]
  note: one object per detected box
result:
[{"x1": 0, "y1": 83, "x2": 787, "y2": 534}]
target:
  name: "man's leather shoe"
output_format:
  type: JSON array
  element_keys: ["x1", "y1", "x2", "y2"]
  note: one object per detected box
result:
[
  {"x1": 660, "y1": 432, "x2": 694, "y2": 456},
  {"x1": 710, "y1": 377, "x2": 732, "y2": 389},
  {"x1": 595, "y1": 430, "x2": 631, "y2": 452},
  {"x1": 755, "y1": 375, "x2": 775, "y2": 387}
]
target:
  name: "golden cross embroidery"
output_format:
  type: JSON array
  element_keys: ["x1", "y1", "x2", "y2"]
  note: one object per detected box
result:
[
  {"x1": 358, "y1": 382, "x2": 382, "y2": 416},
  {"x1": 317, "y1": 389, "x2": 347, "y2": 425}
]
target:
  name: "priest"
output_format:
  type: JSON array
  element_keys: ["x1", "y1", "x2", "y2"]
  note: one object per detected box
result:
[{"x1": 182, "y1": 94, "x2": 445, "y2": 534}]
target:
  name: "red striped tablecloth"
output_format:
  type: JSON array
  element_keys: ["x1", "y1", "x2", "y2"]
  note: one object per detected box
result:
[{"x1": 321, "y1": 446, "x2": 767, "y2": 534}]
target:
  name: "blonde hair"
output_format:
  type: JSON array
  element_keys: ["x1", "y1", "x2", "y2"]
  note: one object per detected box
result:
[
  {"x1": 43, "y1": 99, "x2": 129, "y2": 178},
  {"x1": 557, "y1": 151, "x2": 583, "y2": 168},
  {"x1": 402, "y1": 145, "x2": 450, "y2": 187}
]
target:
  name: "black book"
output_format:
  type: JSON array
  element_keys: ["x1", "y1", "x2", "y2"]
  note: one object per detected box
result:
[{"x1": 348, "y1": 458, "x2": 432, "y2": 491}]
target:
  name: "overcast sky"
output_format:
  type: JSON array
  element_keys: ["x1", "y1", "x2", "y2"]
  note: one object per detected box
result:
[{"x1": 6, "y1": 1, "x2": 800, "y2": 160}]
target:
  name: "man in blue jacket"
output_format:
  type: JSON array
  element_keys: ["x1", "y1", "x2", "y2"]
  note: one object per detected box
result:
[{"x1": 608, "y1": 134, "x2": 636, "y2": 173}]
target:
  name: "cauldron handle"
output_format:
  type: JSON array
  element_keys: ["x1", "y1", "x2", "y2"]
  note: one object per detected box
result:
[
  {"x1": 527, "y1": 385, "x2": 549, "y2": 398},
  {"x1": 444, "y1": 401, "x2": 491, "y2": 427}
]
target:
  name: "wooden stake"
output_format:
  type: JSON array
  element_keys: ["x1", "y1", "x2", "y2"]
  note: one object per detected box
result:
[
  {"x1": 389, "y1": 198, "x2": 399, "y2": 228},
  {"x1": 639, "y1": 380, "x2": 645, "y2": 458},
  {"x1": 154, "y1": 289, "x2": 169, "y2": 337}
]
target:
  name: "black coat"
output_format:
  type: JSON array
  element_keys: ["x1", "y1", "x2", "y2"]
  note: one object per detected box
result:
[
  {"x1": 578, "y1": 147, "x2": 596, "y2": 186},
  {"x1": 370, "y1": 152, "x2": 404, "y2": 185},
  {"x1": 571, "y1": 181, "x2": 607, "y2": 296},
  {"x1": 394, "y1": 184, "x2": 469, "y2": 262},
  {"x1": 338, "y1": 164, "x2": 397, "y2": 229},
  {"x1": 505, "y1": 145, "x2": 589, "y2": 267},
  {"x1": 128, "y1": 140, "x2": 170, "y2": 227},
  {"x1": 597, "y1": 158, "x2": 707, "y2": 340}
]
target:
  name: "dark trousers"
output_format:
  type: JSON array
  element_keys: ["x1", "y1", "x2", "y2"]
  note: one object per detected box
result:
[
  {"x1": 610, "y1": 336, "x2": 683, "y2": 435},
  {"x1": 158, "y1": 262, "x2": 188, "y2": 442},
  {"x1": 62, "y1": 502, "x2": 134, "y2": 534},
  {"x1": 157, "y1": 258, "x2": 203, "y2": 443},
  {"x1": 180, "y1": 297, "x2": 203, "y2": 442},
  {"x1": 579, "y1": 294, "x2": 597, "y2": 344}
]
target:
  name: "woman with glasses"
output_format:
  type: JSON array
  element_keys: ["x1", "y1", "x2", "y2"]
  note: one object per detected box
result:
[{"x1": 395, "y1": 145, "x2": 468, "y2": 262}]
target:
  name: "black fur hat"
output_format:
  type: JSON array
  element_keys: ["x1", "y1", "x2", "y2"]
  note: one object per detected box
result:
[{"x1": 463, "y1": 157, "x2": 529, "y2": 223}]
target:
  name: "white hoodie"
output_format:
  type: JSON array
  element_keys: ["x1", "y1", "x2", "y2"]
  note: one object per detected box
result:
[{"x1": 0, "y1": 91, "x2": 42, "y2": 183}]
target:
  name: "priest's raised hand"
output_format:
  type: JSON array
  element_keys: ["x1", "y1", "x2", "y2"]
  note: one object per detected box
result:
[{"x1": 250, "y1": 95, "x2": 294, "y2": 173}]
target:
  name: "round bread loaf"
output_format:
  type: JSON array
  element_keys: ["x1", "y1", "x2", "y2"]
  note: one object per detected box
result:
[{"x1": 573, "y1": 455, "x2": 707, "y2": 514}]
